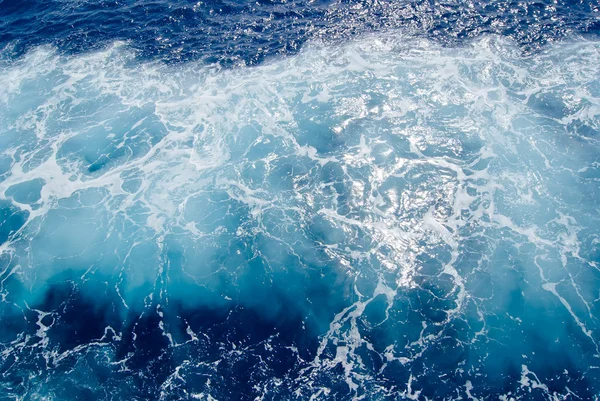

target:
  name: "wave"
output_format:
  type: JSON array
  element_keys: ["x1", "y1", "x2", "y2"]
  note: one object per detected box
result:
[{"x1": 0, "y1": 34, "x2": 599, "y2": 400}]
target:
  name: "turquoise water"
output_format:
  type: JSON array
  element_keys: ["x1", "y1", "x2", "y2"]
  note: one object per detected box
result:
[{"x1": 0, "y1": 6, "x2": 600, "y2": 399}]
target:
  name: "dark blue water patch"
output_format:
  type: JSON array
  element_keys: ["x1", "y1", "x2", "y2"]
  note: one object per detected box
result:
[
  {"x1": 0, "y1": 302, "x2": 27, "y2": 343},
  {"x1": 2, "y1": 261, "x2": 599, "y2": 400},
  {"x1": 0, "y1": 200, "x2": 28, "y2": 244},
  {"x1": 0, "y1": 279, "x2": 323, "y2": 400},
  {"x1": 41, "y1": 280, "x2": 124, "y2": 352},
  {"x1": 1, "y1": 0, "x2": 599, "y2": 65}
]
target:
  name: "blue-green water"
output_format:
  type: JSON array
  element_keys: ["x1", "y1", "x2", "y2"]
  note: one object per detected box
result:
[{"x1": 1, "y1": 1, "x2": 600, "y2": 400}]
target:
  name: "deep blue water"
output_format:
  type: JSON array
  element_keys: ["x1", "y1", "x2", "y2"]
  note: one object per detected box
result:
[
  {"x1": 1, "y1": 0, "x2": 600, "y2": 400},
  {"x1": 1, "y1": 0, "x2": 599, "y2": 64}
]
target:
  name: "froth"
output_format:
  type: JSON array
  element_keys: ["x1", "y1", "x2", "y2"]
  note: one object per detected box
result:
[{"x1": 0, "y1": 34, "x2": 599, "y2": 400}]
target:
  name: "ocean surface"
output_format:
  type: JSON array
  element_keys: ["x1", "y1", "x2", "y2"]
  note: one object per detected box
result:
[{"x1": 1, "y1": 1, "x2": 600, "y2": 400}]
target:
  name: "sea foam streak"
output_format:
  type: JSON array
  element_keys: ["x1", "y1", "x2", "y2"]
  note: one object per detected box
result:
[{"x1": 0, "y1": 34, "x2": 599, "y2": 400}]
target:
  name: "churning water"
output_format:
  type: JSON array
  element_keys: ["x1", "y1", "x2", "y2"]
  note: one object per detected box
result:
[{"x1": 1, "y1": 1, "x2": 599, "y2": 400}]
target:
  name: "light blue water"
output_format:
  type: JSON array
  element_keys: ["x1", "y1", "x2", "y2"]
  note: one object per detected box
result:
[{"x1": 0, "y1": 34, "x2": 599, "y2": 399}]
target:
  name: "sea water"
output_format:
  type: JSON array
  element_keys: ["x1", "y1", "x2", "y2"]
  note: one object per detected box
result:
[{"x1": 0, "y1": 1, "x2": 599, "y2": 400}]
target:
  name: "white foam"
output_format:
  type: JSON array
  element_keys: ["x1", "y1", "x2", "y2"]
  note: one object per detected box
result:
[{"x1": 1, "y1": 33, "x2": 599, "y2": 399}]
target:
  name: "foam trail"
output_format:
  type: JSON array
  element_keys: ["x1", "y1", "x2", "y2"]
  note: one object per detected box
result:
[{"x1": 0, "y1": 34, "x2": 599, "y2": 400}]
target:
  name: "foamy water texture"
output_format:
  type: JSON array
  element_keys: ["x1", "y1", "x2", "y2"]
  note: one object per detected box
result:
[{"x1": 0, "y1": 34, "x2": 599, "y2": 400}]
